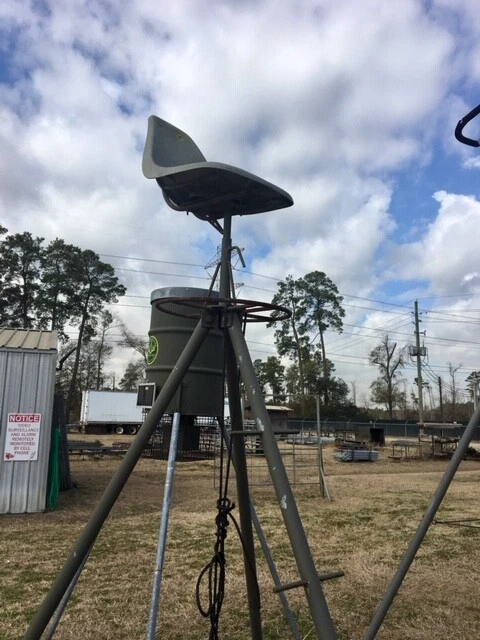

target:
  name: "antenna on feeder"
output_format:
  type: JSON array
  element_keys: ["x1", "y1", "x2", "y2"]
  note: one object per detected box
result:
[{"x1": 205, "y1": 246, "x2": 246, "y2": 294}]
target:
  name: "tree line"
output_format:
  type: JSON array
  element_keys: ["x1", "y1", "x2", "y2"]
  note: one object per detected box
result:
[
  {"x1": 258, "y1": 276, "x2": 478, "y2": 422},
  {"x1": 2, "y1": 228, "x2": 474, "y2": 422},
  {"x1": 0, "y1": 228, "x2": 126, "y2": 420}
]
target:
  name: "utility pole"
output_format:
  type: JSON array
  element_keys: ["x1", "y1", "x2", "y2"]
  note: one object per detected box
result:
[
  {"x1": 414, "y1": 300, "x2": 424, "y2": 429},
  {"x1": 438, "y1": 377, "x2": 443, "y2": 422},
  {"x1": 471, "y1": 372, "x2": 480, "y2": 411},
  {"x1": 316, "y1": 395, "x2": 329, "y2": 500}
]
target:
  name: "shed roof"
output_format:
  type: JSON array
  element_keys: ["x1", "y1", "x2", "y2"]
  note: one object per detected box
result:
[
  {"x1": 245, "y1": 404, "x2": 293, "y2": 413},
  {"x1": 423, "y1": 422, "x2": 462, "y2": 430},
  {"x1": 0, "y1": 328, "x2": 58, "y2": 351}
]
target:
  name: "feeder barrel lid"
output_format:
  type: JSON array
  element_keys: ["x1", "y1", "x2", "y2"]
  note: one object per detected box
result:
[{"x1": 150, "y1": 287, "x2": 219, "y2": 303}]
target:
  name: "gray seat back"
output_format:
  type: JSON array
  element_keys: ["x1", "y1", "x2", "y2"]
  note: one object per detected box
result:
[{"x1": 143, "y1": 116, "x2": 206, "y2": 178}]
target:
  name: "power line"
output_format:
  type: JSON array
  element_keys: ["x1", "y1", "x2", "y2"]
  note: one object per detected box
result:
[
  {"x1": 421, "y1": 363, "x2": 471, "y2": 400},
  {"x1": 340, "y1": 293, "x2": 412, "y2": 309},
  {"x1": 97, "y1": 252, "x2": 473, "y2": 318},
  {"x1": 341, "y1": 322, "x2": 413, "y2": 338},
  {"x1": 100, "y1": 253, "x2": 204, "y2": 268},
  {"x1": 112, "y1": 266, "x2": 211, "y2": 280},
  {"x1": 341, "y1": 302, "x2": 408, "y2": 316},
  {"x1": 425, "y1": 317, "x2": 480, "y2": 325},
  {"x1": 417, "y1": 293, "x2": 480, "y2": 301},
  {"x1": 340, "y1": 321, "x2": 480, "y2": 349},
  {"x1": 327, "y1": 317, "x2": 412, "y2": 352},
  {"x1": 105, "y1": 253, "x2": 412, "y2": 310}
]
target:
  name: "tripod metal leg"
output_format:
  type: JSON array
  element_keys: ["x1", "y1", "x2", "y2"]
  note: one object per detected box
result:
[
  {"x1": 222, "y1": 426, "x2": 302, "y2": 640},
  {"x1": 225, "y1": 340, "x2": 263, "y2": 640},
  {"x1": 363, "y1": 403, "x2": 480, "y2": 639},
  {"x1": 24, "y1": 321, "x2": 211, "y2": 640},
  {"x1": 147, "y1": 411, "x2": 181, "y2": 640},
  {"x1": 228, "y1": 315, "x2": 337, "y2": 640},
  {"x1": 43, "y1": 544, "x2": 93, "y2": 640}
]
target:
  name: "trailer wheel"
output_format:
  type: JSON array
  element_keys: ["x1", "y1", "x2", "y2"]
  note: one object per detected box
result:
[
  {"x1": 115, "y1": 425, "x2": 124, "y2": 435},
  {"x1": 127, "y1": 425, "x2": 138, "y2": 435}
]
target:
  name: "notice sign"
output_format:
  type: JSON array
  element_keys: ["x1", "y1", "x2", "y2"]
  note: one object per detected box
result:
[{"x1": 4, "y1": 413, "x2": 42, "y2": 461}]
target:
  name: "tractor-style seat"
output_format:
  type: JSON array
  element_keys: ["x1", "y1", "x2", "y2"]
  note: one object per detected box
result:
[{"x1": 142, "y1": 115, "x2": 293, "y2": 220}]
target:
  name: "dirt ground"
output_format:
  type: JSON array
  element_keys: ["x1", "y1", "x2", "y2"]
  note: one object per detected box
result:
[{"x1": 2, "y1": 436, "x2": 480, "y2": 639}]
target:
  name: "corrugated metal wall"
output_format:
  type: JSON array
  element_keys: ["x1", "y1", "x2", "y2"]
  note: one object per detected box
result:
[{"x1": 0, "y1": 346, "x2": 57, "y2": 513}]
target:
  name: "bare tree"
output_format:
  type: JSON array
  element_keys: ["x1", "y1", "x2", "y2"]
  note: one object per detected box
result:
[
  {"x1": 360, "y1": 392, "x2": 370, "y2": 411},
  {"x1": 350, "y1": 381, "x2": 357, "y2": 406},
  {"x1": 93, "y1": 311, "x2": 115, "y2": 389},
  {"x1": 369, "y1": 334, "x2": 406, "y2": 418},
  {"x1": 119, "y1": 321, "x2": 148, "y2": 363},
  {"x1": 448, "y1": 362, "x2": 462, "y2": 422}
]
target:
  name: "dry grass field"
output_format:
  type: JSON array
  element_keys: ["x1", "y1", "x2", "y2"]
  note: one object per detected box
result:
[{"x1": 2, "y1": 436, "x2": 480, "y2": 639}]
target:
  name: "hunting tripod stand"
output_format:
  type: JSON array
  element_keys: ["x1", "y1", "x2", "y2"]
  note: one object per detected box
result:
[
  {"x1": 23, "y1": 116, "x2": 338, "y2": 640},
  {"x1": 24, "y1": 115, "x2": 480, "y2": 640}
]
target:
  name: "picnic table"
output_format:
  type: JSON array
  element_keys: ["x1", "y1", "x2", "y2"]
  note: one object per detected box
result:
[{"x1": 68, "y1": 440, "x2": 131, "y2": 457}]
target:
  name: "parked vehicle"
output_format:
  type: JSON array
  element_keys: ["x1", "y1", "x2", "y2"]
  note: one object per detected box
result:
[{"x1": 79, "y1": 390, "x2": 147, "y2": 435}]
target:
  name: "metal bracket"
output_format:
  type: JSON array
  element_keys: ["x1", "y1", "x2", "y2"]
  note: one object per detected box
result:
[
  {"x1": 200, "y1": 308, "x2": 218, "y2": 329},
  {"x1": 221, "y1": 308, "x2": 235, "y2": 329}
]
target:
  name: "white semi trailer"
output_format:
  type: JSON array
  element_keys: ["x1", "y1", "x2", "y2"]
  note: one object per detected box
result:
[{"x1": 79, "y1": 390, "x2": 147, "y2": 435}]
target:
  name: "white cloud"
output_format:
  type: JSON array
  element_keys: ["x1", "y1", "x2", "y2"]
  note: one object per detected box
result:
[
  {"x1": 464, "y1": 156, "x2": 480, "y2": 169},
  {"x1": 1, "y1": 0, "x2": 480, "y2": 397},
  {"x1": 393, "y1": 191, "x2": 480, "y2": 296}
]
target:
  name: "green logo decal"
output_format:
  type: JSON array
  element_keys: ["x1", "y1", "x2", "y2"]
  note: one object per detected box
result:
[{"x1": 147, "y1": 336, "x2": 159, "y2": 365}]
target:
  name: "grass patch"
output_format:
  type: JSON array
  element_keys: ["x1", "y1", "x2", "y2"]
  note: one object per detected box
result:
[{"x1": 2, "y1": 447, "x2": 480, "y2": 638}]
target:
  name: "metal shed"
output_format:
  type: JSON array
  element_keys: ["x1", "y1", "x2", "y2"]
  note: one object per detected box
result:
[
  {"x1": 0, "y1": 328, "x2": 57, "y2": 513},
  {"x1": 244, "y1": 404, "x2": 293, "y2": 431}
]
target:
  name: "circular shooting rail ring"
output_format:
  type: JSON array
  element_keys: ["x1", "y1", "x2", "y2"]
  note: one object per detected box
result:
[{"x1": 154, "y1": 296, "x2": 291, "y2": 323}]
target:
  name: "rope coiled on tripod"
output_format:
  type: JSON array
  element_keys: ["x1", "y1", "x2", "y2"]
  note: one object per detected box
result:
[{"x1": 196, "y1": 497, "x2": 235, "y2": 640}]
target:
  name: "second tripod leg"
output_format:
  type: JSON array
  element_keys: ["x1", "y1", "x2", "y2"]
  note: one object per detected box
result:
[{"x1": 225, "y1": 338, "x2": 263, "y2": 640}]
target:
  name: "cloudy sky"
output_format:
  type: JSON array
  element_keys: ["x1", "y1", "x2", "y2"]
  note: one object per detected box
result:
[{"x1": 2, "y1": 0, "x2": 480, "y2": 408}]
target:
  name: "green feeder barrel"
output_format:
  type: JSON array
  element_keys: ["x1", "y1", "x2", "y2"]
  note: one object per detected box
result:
[{"x1": 146, "y1": 287, "x2": 224, "y2": 416}]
